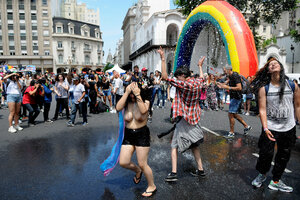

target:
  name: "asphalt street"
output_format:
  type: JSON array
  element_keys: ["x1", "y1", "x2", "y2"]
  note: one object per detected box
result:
[{"x1": 0, "y1": 102, "x2": 299, "y2": 200}]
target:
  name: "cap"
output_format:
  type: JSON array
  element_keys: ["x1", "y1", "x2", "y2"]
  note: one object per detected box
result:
[{"x1": 141, "y1": 67, "x2": 148, "y2": 71}]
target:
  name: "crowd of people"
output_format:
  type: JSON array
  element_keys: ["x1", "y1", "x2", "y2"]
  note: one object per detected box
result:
[{"x1": 1, "y1": 47, "x2": 300, "y2": 197}]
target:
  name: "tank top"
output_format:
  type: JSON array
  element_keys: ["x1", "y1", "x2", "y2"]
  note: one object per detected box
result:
[{"x1": 266, "y1": 81, "x2": 295, "y2": 132}]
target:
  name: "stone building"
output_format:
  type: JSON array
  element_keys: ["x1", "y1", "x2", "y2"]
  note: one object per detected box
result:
[
  {"x1": 52, "y1": 17, "x2": 103, "y2": 74},
  {"x1": 0, "y1": 0, "x2": 53, "y2": 73}
]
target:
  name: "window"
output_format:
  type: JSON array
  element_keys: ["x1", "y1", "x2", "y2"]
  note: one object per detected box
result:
[
  {"x1": 44, "y1": 50, "x2": 50, "y2": 56},
  {"x1": 20, "y1": 36, "x2": 26, "y2": 40},
  {"x1": 57, "y1": 27, "x2": 62, "y2": 33},
  {"x1": 70, "y1": 27, "x2": 73, "y2": 34},
  {"x1": 7, "y1": 13, "x2": 13, "y2": 20},
  {"x1": 85, "y1": 55, "x2": 90, "y2": 64},
  {"x1": 58, "y1": 41, "x2": 62, "y2": 48},
  {"x1": 21, "y1": 46, "x2": 27, "y2": 50},
  {"x1": 43, "y1": 30, "x2": 49, "y2": 36},
  {"x1": 44, "y1": 40, "x2": 50, "y2": 46},
  {"x1": 42, "y1": 0, "x2": 47, "y2": 6},
  {"x1": 33, "y1": 52, "x2": 38, "y2": 55},
  {"x1": 7, "y1": 0, "x2": 13, "y2": 9},
  {"x1": 9, "y1": 36, "x2": 14, "y2": 41},
  {"x1": 84, "y1": 43, "x2": 89, "y2": 49},
  {"x1": 58, "y1": 54, "x2": 63, "y2": 63},
  {"x1": 263, "y1": 26, "x2": 266, "y2": 33},
  {"x1": 19, "y1": 0, "x2": 25, "y2": 10},
  {"x1": 31, "y1": 13, "x2": 37, "y2": 20},
  {"x1": 43, "y1": 20, "x2": 49, "y2": 27},
  {"x1": 19, "y1": 13, "x2": 25, "y2": 20},
  {"x1": 42, "y1": 10, "x2": 48, "y2": 17},
  {"x1": 32, "y1": 25, "x2": 37, "y2": 30},
  {"x1": 71, "y1": 41, "x2": 75, "y2": 48},
  {"x1": 33, "y1": 46, "x2": 38, "y2": 50},
  {"x1": 84, "y1": 31, "x2": 88, "y2": 37},
  {"x1": 9, "y1": 46, "x2": 15, "y2": 50},
  {"x1": 32, "y1": 36, "x2": 38, "y2": 40},
  {"x1": 20, "y1": 24, "x2": 26, "y2": 30},
  {"x1": 8, "y1": 24, "x2": 14, "y2": 30}
]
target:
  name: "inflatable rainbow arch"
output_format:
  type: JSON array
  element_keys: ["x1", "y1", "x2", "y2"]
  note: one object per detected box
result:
[{"x1": 174, "y1": 0, "x2": 258, "y2": 77}]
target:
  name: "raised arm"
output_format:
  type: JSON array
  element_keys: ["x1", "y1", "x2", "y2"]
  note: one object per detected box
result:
[
  {"x1": 116, "y1": 84, "x2": 131, "y2": 112},
  {"x1": 157, "y1": 46, "x2": 168, "y2": 80},
  {"x1": 294, "y1": 84, "x2": 300, "y2": 123},
  {"x1": 198, "y1": 57, "x2": 205, "y2": 78}
]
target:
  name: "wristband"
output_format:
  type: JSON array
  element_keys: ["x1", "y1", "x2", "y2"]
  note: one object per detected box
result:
[{"x1": 263, "y1": 128, "x2": 269, "y2": 132}]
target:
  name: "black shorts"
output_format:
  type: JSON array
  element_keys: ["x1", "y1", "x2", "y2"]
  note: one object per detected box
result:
[{"x1": 122, "y1": 126, "x2": 150, "y2": 147}]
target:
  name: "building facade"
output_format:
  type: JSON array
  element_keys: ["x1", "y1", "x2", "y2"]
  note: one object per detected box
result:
[
  {"x1": 61, "y1": 0, "x2": 100, "y2": 26},
  {"x1": 0, "y1": 0, "x2": 53, "y2": 73},
  {"x1": 52, "y1": 17, "x2": 103, "y2": 74},
  {"x1": 121, "y1": 0, "x2": 186, "y2": 73},
  {"x1": 115, "y1": 38, "x2": 124, "y2": 66}
]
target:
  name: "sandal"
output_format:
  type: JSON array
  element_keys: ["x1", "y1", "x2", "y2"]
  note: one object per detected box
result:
[
  {"x1": 133, "y1": 171, "x2": 143, "y2": 184},
  {"x1": 142, "y1": 188, "x2": 157, "y2": 197}
]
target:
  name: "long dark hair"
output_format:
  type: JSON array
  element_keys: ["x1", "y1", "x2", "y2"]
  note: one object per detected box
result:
[{"x1": 250, "y1": 58, "x2": 287, "y2": 102}]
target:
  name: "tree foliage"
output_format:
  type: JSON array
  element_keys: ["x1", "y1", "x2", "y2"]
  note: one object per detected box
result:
[
  {"x1": 290, "y1": 19, "x2": 300, "y2": 43},
  {"x1": 103, "y1": 63, "x2": 114, "y2": 72},
  {"x1": 173, "y1": 0, "x2": 298, "y2": 48}
]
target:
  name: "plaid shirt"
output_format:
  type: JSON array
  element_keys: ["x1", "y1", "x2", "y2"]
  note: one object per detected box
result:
[{"x1": 167, "y1": 77, "x2": 204, "y2": 125}]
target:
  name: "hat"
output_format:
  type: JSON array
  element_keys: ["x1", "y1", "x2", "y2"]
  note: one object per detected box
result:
[
  {"x1": 72, "y1": 77, "x2": 80, "y2": 81},
  {"x1": 142, "y1": 67, "x2": 148, "y2": 71}
]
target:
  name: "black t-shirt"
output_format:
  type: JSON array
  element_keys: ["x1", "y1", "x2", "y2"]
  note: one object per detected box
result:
[
  {"x1": 99, "y1": 81, "x2": 110, "y2": 90},
  {"x1": 229, "y1": 72, "x2": 242, "y2": 100},
  {"x1": 88, "y1": 81, "x2": 96, "y2": 91}
]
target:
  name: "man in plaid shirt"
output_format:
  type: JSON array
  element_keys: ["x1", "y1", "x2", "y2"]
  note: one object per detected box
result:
[{"x1": 157, "y1": 47, "x2": 206, "y2": 182}]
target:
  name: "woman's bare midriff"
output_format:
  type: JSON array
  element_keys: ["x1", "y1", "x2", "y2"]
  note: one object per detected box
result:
[{"x1": 124, "y1": 102, "x2": 148, "y2": 129}]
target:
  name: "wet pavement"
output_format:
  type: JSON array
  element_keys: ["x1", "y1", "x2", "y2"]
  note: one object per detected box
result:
[{"x1": 0, "y1": 105, "x2": 299, "y2": 199}]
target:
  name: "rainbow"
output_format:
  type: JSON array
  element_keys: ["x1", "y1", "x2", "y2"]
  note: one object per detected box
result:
[{"x1": 174, "y1": 0, "x2": 258, "y2": 77}]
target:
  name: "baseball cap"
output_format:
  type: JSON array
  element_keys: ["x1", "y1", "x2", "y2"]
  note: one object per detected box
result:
[{"x1": 141, "y1": 67, "x2": 148, "y2": 71}]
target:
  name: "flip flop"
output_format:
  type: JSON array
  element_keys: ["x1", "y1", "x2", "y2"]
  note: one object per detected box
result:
[
  {"x1": 133, "y1": 172, "x2": 143, "y2": 184},
  {"x1": 142, "y1": 188, "x2": 157, "y2": 197}
]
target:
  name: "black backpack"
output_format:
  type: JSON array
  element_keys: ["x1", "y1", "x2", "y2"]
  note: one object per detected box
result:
[
  {"x1": 96, "y1": 101, "x2": 109, "y2": 113},
  {"x1": 240, "y1": 75, "x2": 249, "y2": 94}
]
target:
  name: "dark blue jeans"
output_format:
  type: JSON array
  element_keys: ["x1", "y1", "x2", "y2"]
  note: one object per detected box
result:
[
  {"x1": 70, "y1": 102, "x2": 87, "y2": 124},
  {"x1": 24, "y1": 104, "x2": 40, "y2": 124},
  {"x1": 151, "y1": 87, "x2": 161, "y2": 106}
]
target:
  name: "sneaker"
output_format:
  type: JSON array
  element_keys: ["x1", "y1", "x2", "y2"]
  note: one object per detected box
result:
[
  {"x1": 244, "y1": 125, "x2": 252, "y2": 135},
  {"x1": 165, "y1": 172, "x2": 178, "y2": 182},
  {"x1": 215, "y1": 108, "x2": 219, "y2": 111},
  {"x1": 40, "y1": 109, "x2": 44, "y2": 113},
  {"x1": 251, "y1": 173, "x2": 266, "y2": 188},
  {"x1": 67, "y1": 121, "x2": 74, "y2": 127},
  {"x1": 45, "y1": 119, "x2": 53, "y2": 123},
  {"x1": 28, "y1": 123, "x2": 35, "y2": 127},
  {"x1": 82, "y1": 122, "x2": 88, "y2": 126},
  {"x1": 225, "y1": 132, "x2": 235, "y2": 138},
  {"x1": 268, "y1": 180, "x2": 293, "y2": 193},
  {"x1": 8, "y1": 126, "x2": 17, "y2": 133},
  {"x1": 14, "y1": 125, "x2": 23, "y2": 131},
  {"x1": 19, "y1": 120, "x2": 22, "y2": 124},
  {"x1": 190, "y1": 169, "x2": 206, "y2": 177},
  {"x1": 245, "y1": 112, "x2": 250, "y2": 116}
]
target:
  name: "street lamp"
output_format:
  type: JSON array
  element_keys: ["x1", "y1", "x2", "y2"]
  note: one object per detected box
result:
[{"x1": 290, "y1": 44, "x2": 295, "y2": 73}]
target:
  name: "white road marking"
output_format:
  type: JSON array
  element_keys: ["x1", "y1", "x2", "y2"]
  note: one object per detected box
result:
[
  {"x1": 202, "y1": 126, "x2": 220, "y2": 136},
  {"x1": 252, "y1": 153, "x2": 292, "y2": 173}
]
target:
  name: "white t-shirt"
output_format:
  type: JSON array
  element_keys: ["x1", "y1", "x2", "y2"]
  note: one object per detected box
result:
[
  {"x1": 170, "y1": 86, "x2": 176, "y2": 99},
  {"x1": 73, "y1": 83, "x2": 85, "y2": 104},
  {"x1": 6, "y1": 80, "x2": 21, "y2": 95},
  {"x1": 114, "y1": 78, "x2": 124, "y2": 96}
]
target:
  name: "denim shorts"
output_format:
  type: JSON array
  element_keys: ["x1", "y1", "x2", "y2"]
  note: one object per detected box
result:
[
  {"x1": 229, "y1": 98, "x2": 241, "y2": 113},
  {"x1": 103, "y1": 89, "x2": 111, "y2": 96},
  {"x1": 7, "y1": 94, "x2": 22, "y2": 103},
  {"x1": 216, "y1": 90, "x2": 224, "y2": 100}
]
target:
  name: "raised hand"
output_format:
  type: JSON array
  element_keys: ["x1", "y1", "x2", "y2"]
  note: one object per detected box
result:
[
  {"x1": 157, "y1": 46, "x2": 165, "y2": 58},
  {"x1": 198, "y1": 56, "x2": 206, "y2": 67}
]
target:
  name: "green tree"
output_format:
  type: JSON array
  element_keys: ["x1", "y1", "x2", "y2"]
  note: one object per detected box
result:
[
  {"x1": 103, "y1": 63, "x2": 114, "y2": 72},
  {"x1": 173, "y1": 0, "x2": 298, "y2": 48},
  {"x1": 290, "y1": 19, "x2": 300, "y2": 43}
]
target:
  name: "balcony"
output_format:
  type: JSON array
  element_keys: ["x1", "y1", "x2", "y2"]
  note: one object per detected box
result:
[
  {"x1": 57, "y1": 46, "x2": 64, "y2": 51},
  {"x1": 84, "y1": 48, "x2": 92, "y2": 53}
]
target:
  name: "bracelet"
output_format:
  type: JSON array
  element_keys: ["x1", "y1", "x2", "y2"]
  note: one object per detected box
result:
[{"x1": 263, "y1": 128, "x2": 269, "y2": 132}]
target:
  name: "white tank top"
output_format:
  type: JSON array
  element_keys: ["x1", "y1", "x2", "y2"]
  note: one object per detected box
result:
[
  {"x1": 6, "y1": 80, "x2": 21, "y2": 95},
  {"x1": 266, "y1": 81, "x2": 295, "y2": 132}
]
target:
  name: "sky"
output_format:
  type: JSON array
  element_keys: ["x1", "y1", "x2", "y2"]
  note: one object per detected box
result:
[{"x1": 79, "y1": 0, "x2": 177, "y2": 62}]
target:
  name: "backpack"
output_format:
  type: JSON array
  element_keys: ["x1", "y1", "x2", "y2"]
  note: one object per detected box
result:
[
  {"x1": 265, "y1": 80, "x2": 295, "y2": 94},
  {"x1": 240, "y1": 75, "x2": 249, "y2": 94},
  {"x1": 96, "y1": 101, "x2": 109, "y2": 113}
]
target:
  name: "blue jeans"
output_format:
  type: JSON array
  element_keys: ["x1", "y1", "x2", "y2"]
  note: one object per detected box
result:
[
  {"x1": 70, "y1": 102, "x2": 87, "y2": 124},
  {"x1": 151, "y1": 87, "x2": 161, "y2": 106},
  {"x1": 24, "y1": 104, "x2": 40, "y2": 124}
]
